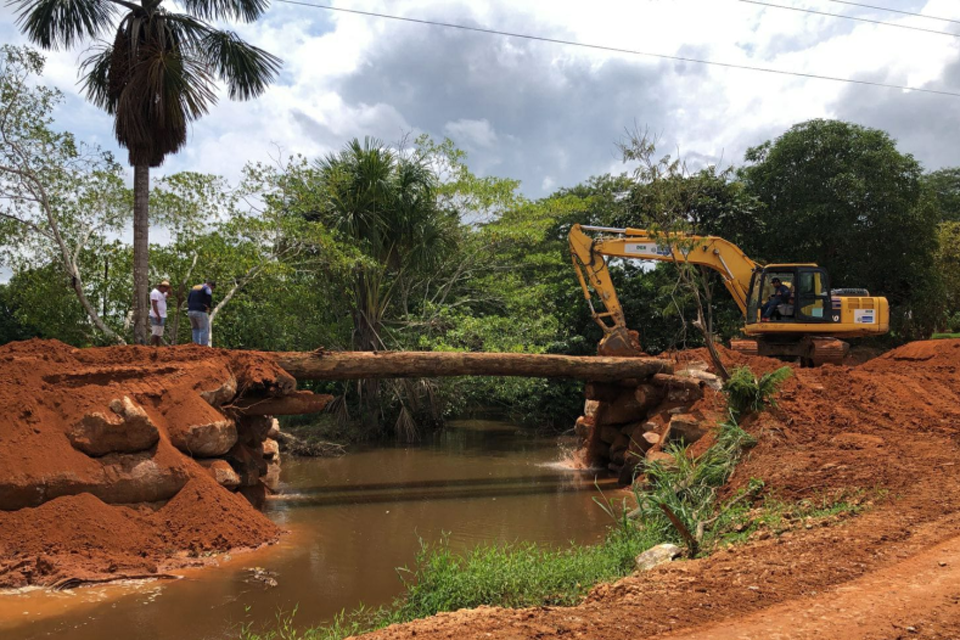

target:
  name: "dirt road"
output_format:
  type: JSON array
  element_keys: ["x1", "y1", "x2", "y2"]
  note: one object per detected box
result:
[{"x1": 659, "y1": 532, "x2": 960, "y2": 640}]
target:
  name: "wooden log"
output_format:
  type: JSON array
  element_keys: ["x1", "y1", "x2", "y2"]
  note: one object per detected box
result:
[
  {"x1": 584, "y1": 382, "x2": 622, "y2": 402},
  {"x1": 652, "y1": 373, "x2": 704, "y2": 392},
  {"x1": 235, "y1": 391, "x2": 334, "y2": 416},
  {"x1": 595, "y1": 384, "x2": 664, "y2": 426},
  {"x1": 633, "y1": 383, "x2": 663, "y2": 407},
  {"x1": 652, "y1": 373, "x2": 705, "y2": 403},
  {"x1": 270, "y1": 351, "x2": 672, "y2": 382}
]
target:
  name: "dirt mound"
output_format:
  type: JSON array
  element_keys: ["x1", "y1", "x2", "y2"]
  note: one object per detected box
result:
[
  {"x1": 727, "y1": 339, "x2": 960, "y2": 501},
  {"x1": 0, "y1": 339, "x2": 292, "y2": 588}
]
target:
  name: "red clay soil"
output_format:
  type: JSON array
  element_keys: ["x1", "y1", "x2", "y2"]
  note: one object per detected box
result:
[
  {"x1": 0, "y1": 339, "x2": 284, "y2": 589},
  {"x1": 361, "y1": 340, "x2": 960, "y2": 640}
]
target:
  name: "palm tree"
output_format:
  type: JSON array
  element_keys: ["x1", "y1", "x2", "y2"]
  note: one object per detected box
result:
[
  {"x1": 313, "y1": 138, "x2": 449, "y2": 432},
  {"x1": 10, "y1": 0, "x2": 281, "y2": 343}
]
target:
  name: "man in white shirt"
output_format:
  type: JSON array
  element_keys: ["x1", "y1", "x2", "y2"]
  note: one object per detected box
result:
[{"x1": 149, "y1": 280, "x2": 171, "y2": 346}]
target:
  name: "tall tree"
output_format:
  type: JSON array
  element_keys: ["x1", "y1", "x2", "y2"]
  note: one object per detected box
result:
[
  {"x1": 307, "y1": 138, "x2": 452, "y2": 432},
  {"x1": 0, "y1": 45, "x2": 129, "y2": 344},
  {"x1": 740, "y1": 119, "x2": 942, "y2": 338},
  {"x1": 10, "y1": 0, "x2": 281, "y2": 343}
]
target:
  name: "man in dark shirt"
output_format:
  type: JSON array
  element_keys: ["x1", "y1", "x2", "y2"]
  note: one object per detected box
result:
[
  {"x1": 187, "y1": 280, "x2": 216, "y2": 345},
  {"x1": 761, "y1": 278, "x2": 791, "y2": 320}
]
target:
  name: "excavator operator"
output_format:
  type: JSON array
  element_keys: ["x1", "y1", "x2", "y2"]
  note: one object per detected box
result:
[{"x1": 761, "y1": 278, "x2": 791, "y2": 320}]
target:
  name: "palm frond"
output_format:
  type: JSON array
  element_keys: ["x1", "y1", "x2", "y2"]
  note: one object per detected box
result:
[
  {"x1": 199, "y1": 28, "x2": 281, "y2": 100},
  {"x1": 116, "y1": 38, "x2": 216, "y2": 165},
  {"x1": 10, "y1": 0, "x2": 118, "y2": 49},
  {"x1": 181, "y1": 0, "x2": 269, "y2": 23},
  {"x1": 79, "y1": 43, "x2": 114, "y2": 111}
]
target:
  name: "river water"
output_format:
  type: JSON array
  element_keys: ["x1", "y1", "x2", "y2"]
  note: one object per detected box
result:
[{"x1": 1, "y1": 419, "x2": 621, "y2": 640}]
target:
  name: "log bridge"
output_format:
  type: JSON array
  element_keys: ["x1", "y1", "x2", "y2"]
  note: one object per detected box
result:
[
  {"x1": 250, "y1": 350, "x2": 676, "y2": 416},
  {"x1": 272, "y1": 350, "x2": 673, "y2": 382}
]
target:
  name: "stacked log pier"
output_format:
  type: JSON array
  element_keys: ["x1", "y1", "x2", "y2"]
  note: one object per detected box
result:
[{"x1": 576, "y1": 365, "x2": 722, "y2": 485}]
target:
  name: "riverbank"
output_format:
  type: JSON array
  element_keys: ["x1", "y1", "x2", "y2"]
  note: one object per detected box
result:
[{"x1": 1, "y1": 420, "x2": 617, "y2": 640}]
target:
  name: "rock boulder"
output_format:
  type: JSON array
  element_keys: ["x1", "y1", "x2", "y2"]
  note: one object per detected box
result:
[
  {"x1": 68, "y1": 397, "x2": 160, "y2": 457},
  {"x1": 635, "y1": 543, "x2": 682, "y2": 571}
]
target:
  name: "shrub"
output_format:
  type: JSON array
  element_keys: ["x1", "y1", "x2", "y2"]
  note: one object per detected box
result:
[{"x1": 722, "y1": 366, "x2": 792, "y2": 418}]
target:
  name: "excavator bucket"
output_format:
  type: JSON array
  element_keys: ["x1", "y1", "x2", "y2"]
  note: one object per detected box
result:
[{"x1": 598, "y1": 328, "x2": 646, "y2": 358}]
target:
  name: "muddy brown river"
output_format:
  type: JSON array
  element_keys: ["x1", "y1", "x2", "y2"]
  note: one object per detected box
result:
[{"x1": 0, "y1": 419, "x2": 620, "y2": 639}]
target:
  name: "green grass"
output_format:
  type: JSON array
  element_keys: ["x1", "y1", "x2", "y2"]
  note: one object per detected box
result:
[
  {"x1": 627, "y1": 418, "x2": 761, "y2": 556},
  {"x1": 932, "y1": 332, "x2": 960, "y2": 340},
  {"x1": 715, "y1": 487, "x2": 876, "y2": 545}
]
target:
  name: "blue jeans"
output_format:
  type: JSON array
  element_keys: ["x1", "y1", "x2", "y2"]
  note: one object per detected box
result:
[
  {"x1": 188, "y1": 310, "x2": 210, "y2": 345},
  {"x1": 762, "y1": 298, "x2": 786, "y2": 319}
]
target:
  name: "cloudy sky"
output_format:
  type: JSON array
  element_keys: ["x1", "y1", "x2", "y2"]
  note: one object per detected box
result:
[{"x1": 2, "y1": 0, "x2": 959, "y2": 197}]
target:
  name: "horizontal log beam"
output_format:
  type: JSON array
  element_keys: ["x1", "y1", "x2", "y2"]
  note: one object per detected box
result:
[
  {"x1": 268, "y1": 350, "x2": 673, "y2": 382},
  {"x1": 235, "y1": 391, "x2": 334, "y2": 415}
]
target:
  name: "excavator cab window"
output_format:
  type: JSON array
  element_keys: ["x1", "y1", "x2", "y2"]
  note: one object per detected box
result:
[
  {"x1": 796, "y1": 268, "x2": 831, "y2": 322},
  {"x1": 765, "y1": 271, "x2": 796, "y2": 321},
  {"x1": 747, "y1": 269, "x2": 797, "y2": 323}
]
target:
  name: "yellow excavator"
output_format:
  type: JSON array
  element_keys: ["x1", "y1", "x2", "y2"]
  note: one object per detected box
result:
[{"x1": 569, "y1": 224, "x2": 889, "y2": 366}]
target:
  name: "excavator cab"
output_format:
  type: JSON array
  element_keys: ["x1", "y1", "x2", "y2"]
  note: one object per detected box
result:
[{"x1": 745, "y1": 266, "x2": 832, "y2": 326}]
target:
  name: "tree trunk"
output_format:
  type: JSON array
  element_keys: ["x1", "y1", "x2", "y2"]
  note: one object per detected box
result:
[
  {"x1": 270, "y1": 351, "x2": 673, "y2": 381},
  {"x1": 132, "y1": 164, "x2": 150, "y2": 345},
  {"x1": 354, "y1": 270, "x2": 382, "y2": 432}
]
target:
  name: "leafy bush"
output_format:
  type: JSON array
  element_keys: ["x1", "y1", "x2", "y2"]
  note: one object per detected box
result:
[
  {"x1": 628, "y1": 419, "x2": 759, "y2": 554},
  {"x1": 948, "y1": 311, "x2": 960, "y2": 334},
  {"x1": 722, "y1": 366, "x2": 792, "y2": 418}
]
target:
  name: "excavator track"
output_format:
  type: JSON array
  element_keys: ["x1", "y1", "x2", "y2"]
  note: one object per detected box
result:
[
  {"x1": 728, "y1": 336, "x2": 849, "y2": 367},
  {"x1": 807, "y1": 337, "x2": 849, "y2": 367},
  {"x1": 729, "y1": 339, "x2": 760, "y2": 358}
]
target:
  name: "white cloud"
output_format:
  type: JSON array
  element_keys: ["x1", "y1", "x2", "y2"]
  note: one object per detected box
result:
[
  {"x1": 444, "y1": 118, "x2": 498, "y2": 148},
  {"x1": 1, "y1": 0, "x2": 957, "y2": 199}
]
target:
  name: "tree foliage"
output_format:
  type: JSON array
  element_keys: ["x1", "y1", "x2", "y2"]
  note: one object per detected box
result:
[
  {"x1": 0, "y1": 45, "x2": 130, "y2": 344},
  {"x1": 923, "y1": 168, "x2": 960, "y2": 222}
]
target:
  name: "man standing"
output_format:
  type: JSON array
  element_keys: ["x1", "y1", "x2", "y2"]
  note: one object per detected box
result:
[
  {"x1": 187, "y1": 280, "x2": 216, "y2": 346},
  {"x1": 149, "y1": 280, "x2": 171, "y2": 346}
]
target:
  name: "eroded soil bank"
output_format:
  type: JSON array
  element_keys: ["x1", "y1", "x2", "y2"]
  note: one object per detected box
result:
[
  {"x1": 359, "y1": 340, "x2": 960, "y2": 639},
  {"x1": 0, "y1": 339, "x2": 296, "y2": 588}
]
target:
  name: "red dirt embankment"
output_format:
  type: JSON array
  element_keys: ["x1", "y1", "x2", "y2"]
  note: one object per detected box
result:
[
  {"x1": 361, "y1": 340, "x2": 960, "y2": 640},
  {"x1": 0, "y1": 339, "x2": 292, "y2": 589}
]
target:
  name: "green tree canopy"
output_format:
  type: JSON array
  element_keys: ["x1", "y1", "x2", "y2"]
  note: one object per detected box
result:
[{"x1": 923, "y1": 168, "x2": 960, "y2": 222}]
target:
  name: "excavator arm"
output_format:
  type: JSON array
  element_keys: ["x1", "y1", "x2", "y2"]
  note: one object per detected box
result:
[{"x1": 569, "y1": 224, "x2": 758, "y2": 354}]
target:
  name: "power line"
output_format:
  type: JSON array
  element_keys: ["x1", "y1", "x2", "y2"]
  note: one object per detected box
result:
[
  {"x1": 739, "y1": 0, "x2": 960, "y2": 37},
  {"x1": 273, "y1": 0, "x2": 960, "y2": 98},
  {"x1": 826, "y1": 0, "x2": 960, "y2": 26}
]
